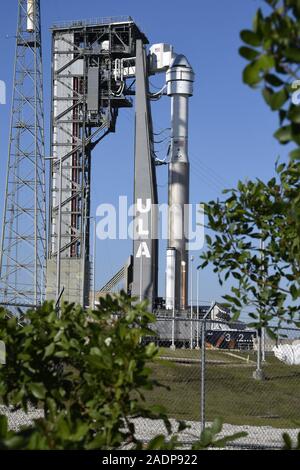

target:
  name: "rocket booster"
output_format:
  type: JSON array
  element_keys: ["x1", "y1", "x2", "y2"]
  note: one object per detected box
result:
[{"x1": 166, "y1": 55, "x2": 194, "y2": 310}]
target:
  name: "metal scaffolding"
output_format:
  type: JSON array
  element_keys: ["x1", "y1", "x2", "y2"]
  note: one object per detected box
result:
[
  {"x1": 46, "y1": 19, "x2": 147, "y2": 306},
  {"x1": 0, "y1": 0, "x2": 46, "y2": 309}
]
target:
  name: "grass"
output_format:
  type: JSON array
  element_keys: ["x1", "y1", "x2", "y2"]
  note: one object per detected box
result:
[
  {"x1": 158, "y1": 347, "x2": 254, "y2": 363},
  {"x1": 143, "y1": 348, "x2": 300, "y2": 428}
]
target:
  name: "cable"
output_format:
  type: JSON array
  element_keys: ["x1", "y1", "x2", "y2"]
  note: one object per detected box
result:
[
  {"x1": 190, "y1": 158, "x2": 228, "y2": 190},
  {"x1": 154, "y1": 135, "x2": 170, "y2": 144},
  {"x1": 189, "y1": 151, "x2": 230, "y2": 188},
  {"x1": 120, "y1": 110, "x2": 227, "y2": 193},
  {"x1": 149, "y1": 84, "x2": 167, "y2": 96},
  {"x1": 190, "y1": 163, "x2": 225, "y2": 193},
  {"x1": 153, "y1": 128, "x2": 171, "y2": 136},
  {"x1": 111, "y1": 82, "x2": 125, "y2": 97},
  {"x1": 150, "y1": 80, "x2": 165, "y2": 90}
]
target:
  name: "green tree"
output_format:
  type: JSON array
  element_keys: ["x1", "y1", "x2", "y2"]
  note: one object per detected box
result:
[
  {"x1": 0, "y1": 295, "x2": 245, "y2": 450},
  {"x1": 201, "y1": 0, "x2": 300, "y2": 330},
  {"x1": 0, "y1": 295, "x2": 168, "y2": 449}
]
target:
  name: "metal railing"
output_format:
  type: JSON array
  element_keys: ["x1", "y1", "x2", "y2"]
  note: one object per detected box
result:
[{"x1": 52, "y1": 16, "x2": 134, "y2": 29}]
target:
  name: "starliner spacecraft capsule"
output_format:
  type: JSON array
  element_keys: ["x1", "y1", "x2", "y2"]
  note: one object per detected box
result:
[{"x1": 165, "y1": 54, "x2": 195, "y2": 310}]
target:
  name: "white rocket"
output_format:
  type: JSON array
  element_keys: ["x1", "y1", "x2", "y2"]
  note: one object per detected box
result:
[
  {"x1": 165, "y1": 55, "x2": 194, "y2": 310},
  {"x1": 134, "y1": 44, "x2": 195, "y2": 311}
]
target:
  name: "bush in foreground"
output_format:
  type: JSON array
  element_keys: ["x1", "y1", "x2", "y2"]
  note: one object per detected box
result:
[{"x1": 0, "y1": 293, "x2": 245, "y2": 450}]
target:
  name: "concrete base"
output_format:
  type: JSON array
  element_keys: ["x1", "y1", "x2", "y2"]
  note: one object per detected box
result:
[
  {"x1": 253, "y1": 369, "x2": 265, "y2": 381},
  {"x1": 46, "y1": 258, "x2": 90, "y2": 306}
]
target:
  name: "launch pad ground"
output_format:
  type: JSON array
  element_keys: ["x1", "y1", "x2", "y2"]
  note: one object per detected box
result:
[
  {"x1": 1, "y1": 349, "x2": 299, "y2": 448},
  {"x1": 132, "y1": 417, "x2": 299, "y2": 449},
  {"x1": 144, "y1": 348, "x2": 300, "y2": 430}
]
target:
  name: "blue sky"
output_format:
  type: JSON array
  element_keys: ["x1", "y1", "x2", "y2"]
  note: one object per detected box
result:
[{"x1": 0, "y1": 1, "x2": 285, "y2": 315}]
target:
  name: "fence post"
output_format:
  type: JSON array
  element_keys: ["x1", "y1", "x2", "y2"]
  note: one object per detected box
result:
[
  {"x1": 200, "y1": 319, "x2": 206, "y2": 433},
  {"x1": 262, "y1": 326, "x2": 266, "y2": 362},
  {"x1": 253, "y1": 327, "x2": 265, "y2": 380},
  {"x1": 171, "y1": 305, "x2": 175, "y2": 350}
]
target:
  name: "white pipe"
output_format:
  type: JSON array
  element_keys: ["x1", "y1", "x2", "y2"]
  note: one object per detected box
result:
[
  {"x1": 166, "y1": 247, "x2": 176, "y2": 310},
  {"x1": 27, "y1": 0, "x2": 35, "y2": 33},
  {"x1": 196, "y1": 268, "x2": 200, "y2": 349},
  {"x1": 190, "y1": 255, "x2": 194, "y2": 349},
  {"x1": 171, "y1": 94, "x2": 189, "y2": 161},
  {"x1": 93, "y1": 218, "x2": 96, "y2": 309}
]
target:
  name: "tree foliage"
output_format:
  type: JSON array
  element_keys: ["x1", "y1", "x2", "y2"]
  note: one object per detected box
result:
[
  {"x1": 201, "y1": 0, "x2": 300, "y2": 329},
  {"x1": 0, "y1": 295, "x2": 167, "y2": 449},
  {"x1": 0, "y1": 296, "x2": 245, "y2": 450}
]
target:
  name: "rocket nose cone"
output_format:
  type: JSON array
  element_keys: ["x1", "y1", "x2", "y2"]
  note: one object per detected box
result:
[{"x1": 171, "y1": 54, "x2": 192, "y2": 69}]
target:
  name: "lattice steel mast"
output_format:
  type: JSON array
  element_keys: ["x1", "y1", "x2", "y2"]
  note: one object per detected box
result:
[{"x1": 0, "y1": 0, "x2": 46, "y2": 309}]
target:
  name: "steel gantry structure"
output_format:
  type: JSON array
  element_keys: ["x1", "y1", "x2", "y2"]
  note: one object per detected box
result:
[
  {"x1": 0, "y1": 0, "x2": 46, "y2": 310},
  {"x1": 46, "y1": 17, "x2": 152, "y2": 306}
]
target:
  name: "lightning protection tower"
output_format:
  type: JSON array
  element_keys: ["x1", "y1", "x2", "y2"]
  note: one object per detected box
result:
[{"x1": 0, "y1": 0, "x2": 46, "y2": 309}]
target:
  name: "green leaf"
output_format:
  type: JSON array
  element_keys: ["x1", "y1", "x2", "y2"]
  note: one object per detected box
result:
[
  {"x1": 210, "y1": 417, "x2": 223, "y2": 435},
  {"x1": 268, "y1": 88, "x2": 288, "y2": 111},
  {"x1": 266, "y1": 327, "x2": 277, "y2": 341},
  {"x1": 43, "y1": 342, "x2": 55, "y2": 359},
  {"x1": 297, "y1": 431, "x2": 300, "y2": 450},
  {"x1": 2, "y1": 436, "x2": 25, "y2": 449},
  {"x1": 70, "y1": 421, "x2": 90, "y2": 442},
  {"x1": 274, "y1": 125, "x2": 292, "y2": 144},
  {"x1": 290, "y1": 284, "x2": 298, "y2": 301},
  {"x1": 257, "y1": 55, "x2": 275, "y2": 71},
  {"x1": 275, "y1": 162, "x2": 285, "y2": 174},
  {"x1": 288, "y1": 106, "x2": 300, "y2": 124},
  {"x1": 285, "y1": 48, "x2": 300, "y2": 63},
  {"x1": 0, "y1": 415, "x2": 8, "y2": 438},
  {"x1": 289, "y1": 148, "x2": 300, "y2": 160},
  {"x1": 206, "y1": 234, "x2": 212, "y2": 245},
  {"x1": 243, "y1": 56, "x2": 274, "y2": 87},
  {"x1": 253, "y1": 8, "x2": 264, "y2": 34},
  {"x1": 29, "y1": 383, "x2": 46, "y2": 400},
  {"x1": 145, "y1": 342, "x2": 158, "y2": 358},
  {"x1": 200, "y1": 429, "x2": 213, "y2": 447},
  {"x1": 177, "y1": 421, "x2": 187, "y2": 433},
  {"x1": 232, "y1": 271, "x2": 242, "y2": 280},
  {"x1": 265, "y1": 74, "x2": 284, "y2": 87},
  {"x1": 212, "y1": 432, "x2": 248, "y2": 448},
  {"x1": 262, "y1": 87, "x2": 274, "y2": 107},
  {"x1": 90, "y1": 347, "x2": 101, "y2": 356},
  {"x1": 291, "y1": 123, "x2": 300, "y2": 145},
  {"x1": 262, "y1": 87, "x2": 273, "y2": 107},
  {"x1": 282, "y1": 432, "x2": 293, "y2": 449},
  {"x1": 240, "y1": 30, "x2": 262, "y2": 47},
  {"x1": 147, "y1": 435, "x2": 166, "y2": 450},
  {"x1": 243, "y1": 63, "x2": 261, "y2": 86},
  {"x1": 239, "y1": 46, "x2": 259, "y2": 61},
  {"x1": 54, "y1": 351, "x2": 69, "y2": 358}
]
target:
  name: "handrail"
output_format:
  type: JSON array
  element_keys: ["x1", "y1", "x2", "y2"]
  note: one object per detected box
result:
[{"x1": 52, "y1": 16, "x2": 134, "y2": 29}]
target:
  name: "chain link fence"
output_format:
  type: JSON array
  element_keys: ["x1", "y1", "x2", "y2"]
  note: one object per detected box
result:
[{"x1": 138, "y1": 316, "x2": 300, "y2": 449}]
